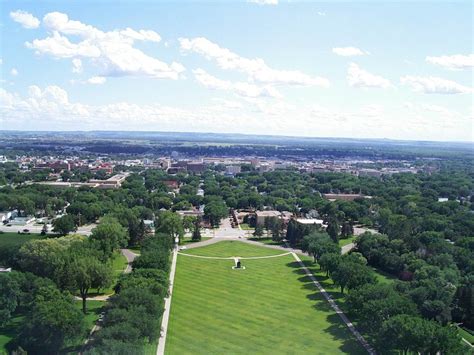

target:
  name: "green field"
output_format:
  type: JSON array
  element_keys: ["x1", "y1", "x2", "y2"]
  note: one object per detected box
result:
[
  {"x1": 338, "y1": 236, "x2": 356, "y2": 247},
  {"x1": 165, "y1": 241, "x2": 364, "y2": 354},
  {"x1": 0, "y1": 232, "x2": 43, "y2": 248}
]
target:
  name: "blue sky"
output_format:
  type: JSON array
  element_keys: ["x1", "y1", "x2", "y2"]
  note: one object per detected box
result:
[{"x1": 0, "y1": 0, "x2": 472, "y2": 141}]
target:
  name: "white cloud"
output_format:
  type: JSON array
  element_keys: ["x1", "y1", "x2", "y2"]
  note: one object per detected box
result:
[
  {"x1": 347, "y1": 63, "x2": 391, "y2": 89},
  {"x1": 25, "y1": 12, "x2": 185, "y2": 80},
  {"x1": 247, "y1": 0, "x2": 278, "y2": 5},
  {"x1": 316, "y1": 11, "x2": 326, "y2": 16},
  {"x1": 193, "y1": 68, "x2": 281, "y2": 98},
  {"x1": 1, "y1": 85, "x2": 471, "y2": 141},
  {"x1": 10, "y1": 68, "x2": 18, "y2": 76},
  {"x1": 10, "y1": 10, "x2": 40, "y2": 29},
  {"x1": 179, "y1": 37, "x2": 329, "y2": 87},
  {"x1": 400, "y1": 76, "x2": 472, "y2": 94},
  {"x1": 72, "y1": 58, "x2": 83, "y2": 73},
  {"x1": 332, "y1": 47, "x2": 368, "y2": 57},
  {"x1": 426, "y1": 54, "x2": 474, "y2": 70},
  {"x1": 87, "y1": 76, "x2": 106, "y2": 85}
]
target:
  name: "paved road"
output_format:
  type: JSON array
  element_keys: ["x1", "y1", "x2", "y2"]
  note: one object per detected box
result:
[{"x1": 0, "y1": 223, "x2": 96, "y2": 235}]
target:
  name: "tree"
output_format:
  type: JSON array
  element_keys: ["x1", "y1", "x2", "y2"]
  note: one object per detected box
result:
[
  {"x1": 377, "y1": 315, "x2": 463, "y2": 354},
  {"x1": 0, "y1": 273, "x2": 20, "y2": 326},
  {"x1": 326, "y1": 218, "x2": 340, "y2": 243},
  {"x1": 301, "y1": 232, "x2": 340, "y2": 263},
  {"x1": 20, "y1": 285, "x2": 85, "y2": 353},
  {"x1": 253, "y1": 225, "x2": 264, "y2": 238},
  {"x1": 192, "y1": 217, "x2": 202, "y2": 242},
  {"x1": 346, "y1": 284, "x2": 418, "y2": 332},
  {"x1": 52, "y1": 215, "x2": 76, "y2": 236},
  {"x1": 204, "y1": 199, "x2": 228, "y2": 227},
  {"x1": 40, "y1": 223, "x2": 48, "y2": 236},
  {"x1": 90, "y1": 217, "x2": 128, "y2": 261},
  {"x1": 182, "y1": 215, "x2": 196, "y2": 232},
  {"x1": 65, "y1": 256, "x2": 113, "y2": 313},
  {"x1": 340, "y1": 221, "x2": 354, "y2": 239},
  {"x1": 319, "y1": 253, "x2": 341, "y2": 277},
  {"x1": 156, "y1": 211, "x2": 184, "y2": 244},
  {"x1": 332, "y1": 260, "x2": 376, "y2": 294},
  {"x1": 16, "y1": 235, "x2": 85, "y2": 280}
]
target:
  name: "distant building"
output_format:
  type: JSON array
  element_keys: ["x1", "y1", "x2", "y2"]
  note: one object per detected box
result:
[
  {"x1": 295, "y1": 218, "x2": 324, "y2": 226},
  {"x1": 176, "y1": 209, "x2": 203, "y2": 218},
  {"x1": 225, "y1": 165, "x2": 241, "y2": 176},
  {"x1": 358, "y1": 169, "x2": 382, "y2": 178},
  {"x1": 187, "y1": 162, "x2": 207, "y2": 174},
  {"x1": 143, "y1": 219, "x2": 155, "y2": 235},
  {"x1": 0, "y1": 267, "x2": 12, "y2": 273},
  {"x1": 255, "y1": 210, "x2": 281, "y2": 226}
]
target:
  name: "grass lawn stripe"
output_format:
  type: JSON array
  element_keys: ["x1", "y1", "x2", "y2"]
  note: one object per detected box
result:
[{"x1": 165, "y1": 241, "x2": 365, "y2": 354}]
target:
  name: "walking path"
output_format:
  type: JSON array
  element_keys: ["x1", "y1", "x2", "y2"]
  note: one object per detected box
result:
[
  {"x1": 177, "y1": 251, "x2": 292, "y2": 260},
  {"x1": 121, "y1": 248, "x2": 139, "y2": 273},
  {"x1": 157, "y1": 247, "x2": 178, "y2": 355},
  {"x1": 291, "y1": 252, "x2": 376, "y2": 355}
]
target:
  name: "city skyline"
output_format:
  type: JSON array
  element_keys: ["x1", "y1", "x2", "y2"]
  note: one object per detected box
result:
[{"x1": 0, "y1": 0, "x2": 473, "y2": 142}]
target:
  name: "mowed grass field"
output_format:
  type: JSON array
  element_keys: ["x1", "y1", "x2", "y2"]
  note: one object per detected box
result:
[{"x1": 165, "y1": 241, "x2": 364, "y2": 354}]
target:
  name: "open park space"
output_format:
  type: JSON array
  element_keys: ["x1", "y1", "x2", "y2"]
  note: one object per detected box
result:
[{"x1": 165, "y1": 241, "x2": 365, "y2": 354}]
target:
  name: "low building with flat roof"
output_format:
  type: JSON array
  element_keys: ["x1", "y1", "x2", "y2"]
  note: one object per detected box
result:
[
  {"x1": 255, "y1": 210, "x2": 281, "y2": 226},
  {"x1": 295, "y1": 218, "x2": 324, "y2": 226}
]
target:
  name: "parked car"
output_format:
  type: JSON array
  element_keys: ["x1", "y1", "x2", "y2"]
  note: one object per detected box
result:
[{"x1": 23, "y1": 229, "x2": 30, "y2": 233}]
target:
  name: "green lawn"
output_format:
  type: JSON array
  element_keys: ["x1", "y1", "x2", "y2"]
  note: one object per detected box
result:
[
  {"x1": 239, "y1": 223, "x2": 254, "y2": 230},
  {"x1": 0, "y1": 314, "x2": 24, "y2": 355},
  {"x1": 166, "y1": 241, "x2": 364, "y2": 354},
  {"x1": 457, "y1": 326, "x2": 474, "y2": 345},
  {"x1": 338, "y1": 236, "x2": 356, "y2": 247},
  {"x1": 0, "y1": 232, "x2": 43, "y2": 248},
  {"x1": 248, "y1": 237, "x2": 283, "y2": 246},
  {"x1": 181, "y1": 236, "x2": 212, "y2": 245}
]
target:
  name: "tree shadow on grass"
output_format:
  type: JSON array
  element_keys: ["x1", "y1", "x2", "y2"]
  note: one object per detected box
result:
[{"x1": 286, "y1": 261, "x2": 367, "y2": 354}]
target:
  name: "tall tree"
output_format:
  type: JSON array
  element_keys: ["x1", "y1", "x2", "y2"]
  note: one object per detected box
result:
[
  {"x1": 65, "y1": 255, "x2": 112, "y2": 313},
  {"x1": 90, "y1": 217, "x2": 128, "y2": 261}
]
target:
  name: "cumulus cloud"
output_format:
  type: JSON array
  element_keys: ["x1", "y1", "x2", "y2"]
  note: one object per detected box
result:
[
  {"x1": 247, "y1": 0, "x2": 278, "y2": 5},
  {"x1": 10, "y1": 68, "x2": 19, "y2": 76},
  {"x1": 400, "y1": 76, "x2": 472, "y2": 94},
  {"x1": 87, "y1": 76, "x2": 106, "y2": 84},
  {"x1": 179, "y1": 37, "x2": 329, "y2": 87},
  {"x1": 10, "y1": 10, "x2": 40, "y2": 29},
  {"x1": 332, "y1": 47, "x2": 369, "y2": 57},
  {"x1": 426, "y1": 54, "x2": 474, "y2": 70},
  {"x1": 347, "y1": 63, "x2": 391, "y2": 89},
  {"x1": 193, "y1": 68, "x2": 281, "y2": 98},
  {"x1": 25, "y1": 11, "x2": 184, "y2": 80}
]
